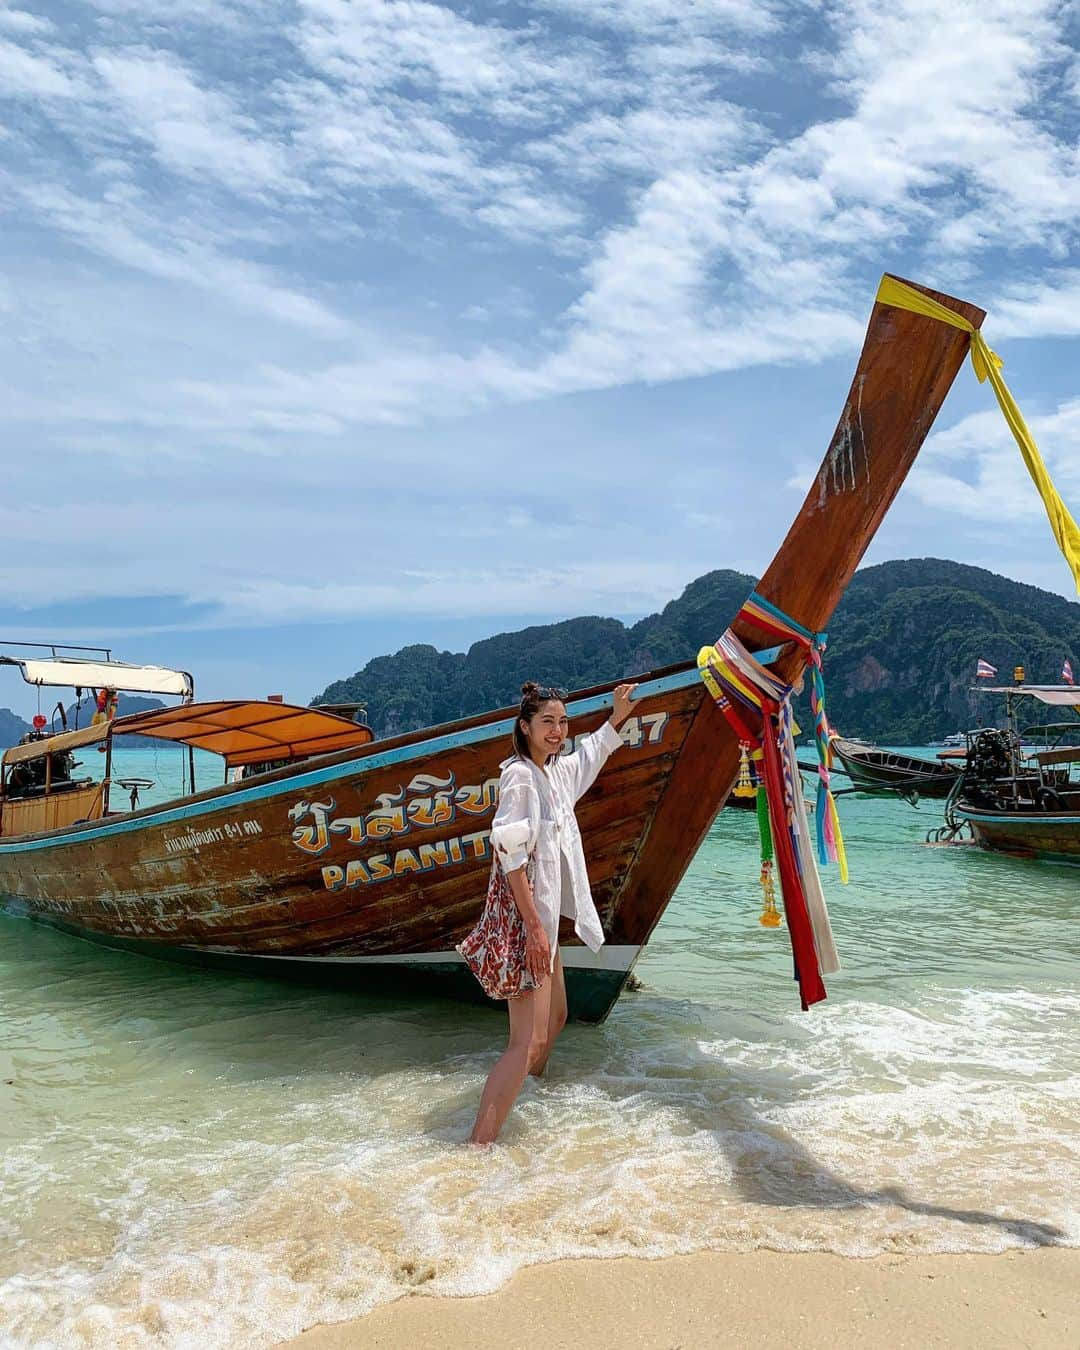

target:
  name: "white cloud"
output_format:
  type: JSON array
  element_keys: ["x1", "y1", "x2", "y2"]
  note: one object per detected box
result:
[
  {"x1": 910, "y1": 397, "x2": 1080, "y2": 525},
  {"x1": 212, "y1": 559, "x2": 692, "y2": 625},
  {"x1": 770, "y1": 1, "x2": 1073, "y2": 254},
  {"x1": 0, "y1": 34, "x2": 80, "y2": 98},
  {"x1": 297, "y1": 0, "x2": 530, "y2": 98},
  {"x1": 85, "y1": 0, "x2": 269, "y2": 24},
  {"x1": 991, "y1": 270, "x2": 1080, "y2": 340},
  {"x1": 293, "y1": 0, "x2": 618, "y2": 117},
  {"x1": 817, "y1": 0, "x2": 1077, "y2": 249},
  {"x1": 540, "y1": 0, "x2": 778, "y2": 39},
  {"x1": 532, "y1": 165, "x2": 866, "y2": 394},
  {"x1": 532, "y1": 87, "x2": 763, "y2": 181},
  {"x1": 8, "y1": 178, "x2": 351, "y2": 335},
  {"x1": 523, "y1": 0, "x2": 1079, "y2": 396},
  {"x1": 91, "y1": 48, "x2": 297, "y2": 195},
  {"x1": 280, "y1": 77, "x2": 584, "y2": 238},
  {"x1": 537, "y1": 0, "x2": 779, "y2": 79},
  {"x1": 278, "y1": 0, "x2": 604, "y2": 237},
  {"x1": 172, "y1": 345, "x2": 540, "y2": 431},
  {"x1": 0, "y1": 9, "x2": 584, "y2": 250},
  {"x1": 0, "y1": 10, "x2": 54, "y2": 34}
]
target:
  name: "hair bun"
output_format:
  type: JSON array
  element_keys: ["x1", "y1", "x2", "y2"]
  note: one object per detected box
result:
[{"x1": 520, "y1": 681, "x2": 541, "y2": 698}]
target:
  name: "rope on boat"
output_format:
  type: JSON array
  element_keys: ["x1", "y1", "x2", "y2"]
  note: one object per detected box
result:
[
  {"x1": 926, "y1": 770, "x2": 973, "y2": 845},
  {"x1": 877, "y1": 276, "x2": 1080, "y2": 593}
]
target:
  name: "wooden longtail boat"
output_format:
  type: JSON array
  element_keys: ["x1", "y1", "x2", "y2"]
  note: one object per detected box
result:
[
  {"x1": 0, "y1": 277, "x2": 985, "y2": 1021},
  {"x1": 949, "y1": 689, "x2": 1080, "y2": 864},
  {"x1": 830, "y1": 736, "x2": 962, "y2": 800},
  {"x1": 959, "y1": 797, "x2": 1080, "y2": 864}
]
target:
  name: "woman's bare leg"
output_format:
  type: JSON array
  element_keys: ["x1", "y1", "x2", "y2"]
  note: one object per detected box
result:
[
  {"x1": 469, "y1": 978, "x2": 552, "y2": 1145},
  {"x1": 529, "y1": 949, "x2": 567, "y2": 1078}
]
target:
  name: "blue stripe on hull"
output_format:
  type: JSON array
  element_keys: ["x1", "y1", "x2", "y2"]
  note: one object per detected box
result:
[
  {"x1": 959, "y1": 810, "x2": 1080, "y2": 827},
  {"x1": 0, "y1": 666, "x2": 701, "y2": 856}
]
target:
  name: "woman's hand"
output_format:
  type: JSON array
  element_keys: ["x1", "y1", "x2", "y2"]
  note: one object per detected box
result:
[
  {"x1": 610, "y1": 682, "x2": 638, "y2": 729},
  {"x1": 524, "y1": 921, "x2": 551, "y2": 985}
]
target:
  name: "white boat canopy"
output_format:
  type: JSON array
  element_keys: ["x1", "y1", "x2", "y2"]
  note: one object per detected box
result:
[
  {"x1": 977, "y1": 685, "x2": 1080, "y2": 707},
  {"x1": 7, "y1": 658, "x2": 193, "y2": 700}
]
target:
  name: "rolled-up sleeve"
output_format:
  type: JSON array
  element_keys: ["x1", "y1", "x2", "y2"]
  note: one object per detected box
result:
[
  {"x1": 490, "y1": 766, "x2": 541, "y2": 873},
  {"x1": 561, "y1": 719, "x2": 624, "y2": 802}
]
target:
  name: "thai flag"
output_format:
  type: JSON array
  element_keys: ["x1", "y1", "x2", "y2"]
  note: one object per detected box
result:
[
  {"x1": 1063, "y1": 659, "x2": 1075, "y2": 686},
  {"x1": 976, "y1": 659, "x2": 997, "y2": 679}
]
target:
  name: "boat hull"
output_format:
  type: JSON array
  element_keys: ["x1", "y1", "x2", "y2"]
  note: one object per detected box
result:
[
  {"x1": 955, "y1": 805, "x2": 1080, "y2": 865},
  {"x1": 3, "y1": 907, "x2": 633, "y2": 1022},
  {"x1": 831, "y1": 741, "x2": 960, "y2": 798}
]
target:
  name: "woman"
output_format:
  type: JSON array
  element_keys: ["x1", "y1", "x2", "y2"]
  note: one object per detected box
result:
[{"x1": 461, "y1": 680, "x2": 638, "y2": 1145}]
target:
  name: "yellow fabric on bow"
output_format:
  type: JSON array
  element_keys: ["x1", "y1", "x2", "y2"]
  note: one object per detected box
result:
[{"x1": 876, "y1": 275, "x2": 1080, "y2": 594}]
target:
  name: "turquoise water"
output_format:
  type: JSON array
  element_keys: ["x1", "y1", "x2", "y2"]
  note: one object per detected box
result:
[{"x1": 1, "y1": 750, "x2": 1078, "y2": 1348}]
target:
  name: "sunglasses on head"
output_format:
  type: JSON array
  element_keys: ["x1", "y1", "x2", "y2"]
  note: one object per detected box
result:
[{"x1": 535, "y1": 686, "x2": 568, "y2": 702}]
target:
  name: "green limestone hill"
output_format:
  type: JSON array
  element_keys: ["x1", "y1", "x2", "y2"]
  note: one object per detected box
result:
[
  {"x1": 0, "y1": 708, "x2": 32, "y2": 750},
  {"x1": 313, "y1": 559, "x2": 1080, "y2": 743},
  {"x1": 826, "y1": 559, "x2": 1080, "y2": 742},
  {"x1": 314, "y1": 570, "x2": 754, "y2": 739}
]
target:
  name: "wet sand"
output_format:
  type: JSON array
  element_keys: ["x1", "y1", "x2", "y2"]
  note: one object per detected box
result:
[{"x1": 281, "y1": 1247, "x2": 1077, "y2": 1348}]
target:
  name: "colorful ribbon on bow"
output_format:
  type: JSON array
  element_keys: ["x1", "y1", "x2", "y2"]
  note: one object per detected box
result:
[
  {"x1": 738, "y1": 592, "x2": 848, "y2": 882},
  {"x1": 698, "y1": 615, "x2": 840, "y2": 1011}
]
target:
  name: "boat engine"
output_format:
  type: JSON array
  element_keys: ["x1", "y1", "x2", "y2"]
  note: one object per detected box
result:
[
  {"x1": 5, "y1": 735, "x2": 79, "y2": 800},
  {"x1": 962, "y1": 728, "x2": 1019, "y2": 808}
]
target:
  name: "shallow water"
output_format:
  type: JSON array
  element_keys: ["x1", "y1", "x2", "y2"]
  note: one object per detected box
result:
[{"x1": 1, "y1": 750, "x2": 1078, "y2": 1348}]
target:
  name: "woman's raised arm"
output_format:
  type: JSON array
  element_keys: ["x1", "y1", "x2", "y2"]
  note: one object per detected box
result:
[{"x1": 560, "y1": 683, "x2": 638, "y2": 802}]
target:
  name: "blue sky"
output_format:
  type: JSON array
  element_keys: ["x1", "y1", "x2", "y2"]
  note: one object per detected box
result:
[{"x1": 1, "y1": 0, "x2": 1078, "y2": 717}]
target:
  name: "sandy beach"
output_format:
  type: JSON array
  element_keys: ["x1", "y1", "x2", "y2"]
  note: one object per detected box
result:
[{"x1": 282, "y1": 1248, "x2": 1077, "y2": 1349}]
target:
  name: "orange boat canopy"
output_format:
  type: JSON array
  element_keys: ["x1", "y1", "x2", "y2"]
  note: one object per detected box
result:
[{"x1": 114, "y1": 700, "x2": 375, "y2": 769}]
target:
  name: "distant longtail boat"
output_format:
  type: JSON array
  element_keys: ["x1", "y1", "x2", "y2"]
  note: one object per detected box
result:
[
  {"x1": 945, "y1": 686, "x2": 1080, "y2": 864},
  {"x1": 829, "y1": 736, "x2": 962, "y2": 800}
]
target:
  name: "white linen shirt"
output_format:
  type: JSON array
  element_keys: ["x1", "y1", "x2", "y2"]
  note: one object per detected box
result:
[{"x1": 488, "y1": 720, "x2": 623, "y2": 960}]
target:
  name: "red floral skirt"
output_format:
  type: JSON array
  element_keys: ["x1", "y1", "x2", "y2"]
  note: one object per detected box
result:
[{"x1": 457, "y1": 856, "x2": 543, "y2": 1001}]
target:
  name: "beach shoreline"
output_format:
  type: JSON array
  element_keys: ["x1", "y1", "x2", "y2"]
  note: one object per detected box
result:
[
  {"x1": 280, "y1": 1247, "x2": 1077, "y2": 1349},
  {"x1": 5, "y1": 787, "x2": 1077, "y2": 1348}
]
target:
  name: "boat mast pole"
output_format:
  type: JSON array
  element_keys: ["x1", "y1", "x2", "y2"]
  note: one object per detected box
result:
[
  {"x1": 1006, "y1": 691, "x2": 1021, "y2": 778},
  {"x1": 103, "y1": 733, "x2": 112, "y2": 816}
]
